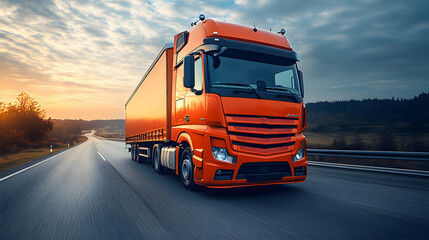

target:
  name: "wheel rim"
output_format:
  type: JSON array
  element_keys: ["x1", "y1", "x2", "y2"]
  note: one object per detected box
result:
[{"x1": 181, "y1": 156, "x2": 192, "y2": 184}]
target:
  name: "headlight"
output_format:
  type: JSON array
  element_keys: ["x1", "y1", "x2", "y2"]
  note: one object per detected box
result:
[
  {"x1": 211, "y1": 147, "x2": 235, "y2": 164},
  {"x1": 293, "y1": 143, "x2": 305, "y2": 162}
]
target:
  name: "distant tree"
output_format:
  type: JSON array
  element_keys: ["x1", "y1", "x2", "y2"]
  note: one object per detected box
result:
[
  {"x1": 349, "y1": 135, "x2": 365, "y2": 150},
  {"x1": 376, "y1": 131, "x2": 397, "y2": 151},
  {"x1": 330, "y1": 138, "x2": 338, "y2": 149},
  {"x1": 331, "y1": 136, "x2": 347, "y2": 149},
  {"x1": 12, "y1": 92, "x2": 53, "y2": 141},
  {"x1": 412, "y1": 140, "x2": 427, "y2": 152},
  {"x1": 0, "y1": 92, "x2": 53, "y2": 153},
  {"x1": 0, "y1": 102, "x2": 7, "y2": 148},
  {"x1": 306, "y1": 92, "x2": 429, "y2": 151},
  {"x1": 49, "y1": 120, "x2": 82, "y2": 143},
  {"x1": 307, "y1": 92, "x2": 429, "y2": 126}
]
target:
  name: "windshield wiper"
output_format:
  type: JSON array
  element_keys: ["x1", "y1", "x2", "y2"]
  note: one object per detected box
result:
[
  {"x1": 265, "y1": 87, "x2": 300, "y2": 103},
  {"x1": 212, "y1": 83, "x2": 261, "y2": 99}
]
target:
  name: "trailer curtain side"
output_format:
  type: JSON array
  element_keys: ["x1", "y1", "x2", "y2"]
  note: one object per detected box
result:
[{"x1": 126, "y1": 45, "x2": 173, "y2": 142}]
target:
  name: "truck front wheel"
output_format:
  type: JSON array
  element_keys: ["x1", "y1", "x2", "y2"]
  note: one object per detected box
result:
[{"x1": 180, "y1": 147, "x2": 196, "y2": 190}]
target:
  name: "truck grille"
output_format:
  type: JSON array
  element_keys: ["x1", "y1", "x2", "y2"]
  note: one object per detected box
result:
[
  {"x1": 236, "y1": 162, "x2": 292, "y2": 182},
  {"x1": 226, "y1": 114, "x2": 297, "y2": 155}
]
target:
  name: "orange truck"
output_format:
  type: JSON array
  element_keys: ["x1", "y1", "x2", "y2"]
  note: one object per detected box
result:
[{"x1": 125, "y1": 15, "x2": 307, "y2": 190}]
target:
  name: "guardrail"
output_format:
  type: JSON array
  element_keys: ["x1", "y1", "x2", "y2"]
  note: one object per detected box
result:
[{"x1": 307, "y1": 149, "x2": 429, "y2": 161}]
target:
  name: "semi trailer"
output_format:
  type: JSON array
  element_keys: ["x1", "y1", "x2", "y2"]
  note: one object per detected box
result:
[{"x1": 125, "y1": 15, "x2": 307, "y2": 190}]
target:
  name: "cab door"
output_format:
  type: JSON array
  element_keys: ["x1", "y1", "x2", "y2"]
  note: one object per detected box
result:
[
  {"x1": 184, "y1": 54, "x2": 206, "y2": 125},
  {"x1": 175, "y1": 63, "x2": 186, "y2": 125}
]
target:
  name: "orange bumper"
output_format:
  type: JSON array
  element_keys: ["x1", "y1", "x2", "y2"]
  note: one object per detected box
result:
[
  {"x1": 194, "y1": 131, "x2": 307, "y2": 188},
  {"x1": 195, "y1": 159, "x2": 307, "y2": 188}
]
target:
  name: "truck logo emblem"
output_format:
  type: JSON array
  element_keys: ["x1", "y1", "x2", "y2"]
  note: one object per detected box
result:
[
  {"x1": 185, "y1": 115, "x2": 190, "y2": 122},
  {"x1": 287, "y1": 114, "x2": 299, "y2": 118}
]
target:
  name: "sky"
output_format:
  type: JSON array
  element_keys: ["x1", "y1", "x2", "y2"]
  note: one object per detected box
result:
[{"x1": 1, "y1": 0, "x2": 428, "y2": 120}]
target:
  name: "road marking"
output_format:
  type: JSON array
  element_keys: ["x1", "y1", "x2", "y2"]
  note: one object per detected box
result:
[
  {"x1": 308, "y1": 161, "x2": 429, "y2": 177},
  {"x1": 98, "y1": 152, "x2": 107, "y2": 161},
  {"x1": 0, "y1": 149, "x2": 70, "y2": 182}
]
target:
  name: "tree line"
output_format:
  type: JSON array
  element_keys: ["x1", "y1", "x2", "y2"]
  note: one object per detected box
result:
[
  {"x1": 306, "y1": 92, "x2": 429, "y2": 151},
  {"x1": 307, "y1": 92, "x2": 429, "y2": 125},
  {"x1": 3, "y1": 92, "x2": 426, "y2": 154},
  {"x1": 0, "y1": 93, "x2": 82, "y2": 154}
]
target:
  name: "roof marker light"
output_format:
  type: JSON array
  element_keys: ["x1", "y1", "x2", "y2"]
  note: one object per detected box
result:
[{"x1": 213, "y1": 32, "x2": 218, "y2": 35}]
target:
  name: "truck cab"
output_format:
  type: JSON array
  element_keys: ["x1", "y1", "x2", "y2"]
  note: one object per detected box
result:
[{"x1": 171, "y1": 18, "x2": 307, "y2": 189}]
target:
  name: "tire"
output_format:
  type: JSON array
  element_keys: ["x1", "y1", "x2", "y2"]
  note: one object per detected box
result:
[
  {"x1": 131, "y1": 144, "x2": 136, "y2": 161},
  {"x1": 153, "y1": 144, "x2": 164, "y2": 174},
  {"x1": 180, "y1": 147, "x2": 196, "y2": 190},
  {"x1": 136, "y1": 145, "x2": 142, "y2": 163},
  {"x1": 134, "y1": 145, "x2": 138, "y2": 162}
]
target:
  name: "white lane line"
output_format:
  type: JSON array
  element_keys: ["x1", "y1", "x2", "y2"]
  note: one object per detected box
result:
[
  {"x1": 0, "y1": 149, "x2": 71, "y2": 182},
  {"x1": 308, "y1": 161, "x2": 429, "y2": 177},
  {"x1": 98, "y1": 152, "x2": 107, "y2": 161}
]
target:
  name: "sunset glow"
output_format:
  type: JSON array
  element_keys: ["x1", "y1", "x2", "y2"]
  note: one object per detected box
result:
[{"x1": 1, "y1": 0, "x2": 428, "y2": 119}]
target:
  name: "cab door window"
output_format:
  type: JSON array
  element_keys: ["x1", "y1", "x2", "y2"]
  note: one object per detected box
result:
[
  {"x1": 194, "y1": 57, "x2": 203, "y2": 92},
  {"x1": 176, "y1": 64, "x2": 186, "y2": 99}
]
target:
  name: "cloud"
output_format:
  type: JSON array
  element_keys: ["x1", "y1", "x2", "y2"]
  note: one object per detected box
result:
[
  {"x1": 249, "y1": 1, "x2": 429, "y2": 100},
  {"x1": 84, "y1": 25, "x2": 108, "y2": 38},
  {"x1": 225, "y1": 0, "x2": 429, "y2": 100},
  {"x1": 2, "y1": 0, "x2": 61, "y2": 20},
  {"x1": 0, "y1": 0, "x2": 428, "y2": 119}
]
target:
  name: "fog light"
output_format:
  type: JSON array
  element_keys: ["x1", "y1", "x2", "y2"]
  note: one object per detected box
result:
[
  {"x1": 294, "y1": 166, "x2": 307, "y2": 176},
  {"x1": 214, "y1": 169, "x2": 234, "y2": 180}
]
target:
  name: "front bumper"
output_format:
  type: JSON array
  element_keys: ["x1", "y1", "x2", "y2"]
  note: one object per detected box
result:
[
  {"x1": 194, "y1": 131, "x2": 307, "y2": 188},
  {"x1": 196, "y1": 158, "x2": 307, "y2": 188}
]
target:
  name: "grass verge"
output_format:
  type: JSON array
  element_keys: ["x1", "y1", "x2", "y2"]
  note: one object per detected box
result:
[
  {"x1": 95, "y1": 135, "x2": 125, "y2": 141},
  {"x1": 0, "y1": 136, "x2": 88, "y2": 172},
  {"x1": 0, "y1": 148, "x2": 67, "y2": 172}
]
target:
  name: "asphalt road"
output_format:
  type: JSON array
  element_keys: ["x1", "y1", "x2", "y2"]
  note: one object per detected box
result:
[{"x1": 1, "y1": 136, "x2": 428, "y2": 239}]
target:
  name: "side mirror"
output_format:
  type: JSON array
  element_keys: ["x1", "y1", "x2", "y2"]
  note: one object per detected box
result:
[
  {"x1": 298, "y1": 70, "x2": 304, "y2": 98},
  {"x1": 183, "y1": 55, "x2": 195, "y2": 88}
]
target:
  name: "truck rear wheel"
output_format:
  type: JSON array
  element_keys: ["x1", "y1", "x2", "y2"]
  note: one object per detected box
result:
[
  {"x1": 180, "y1": 147, "x2": 196, "y2": 190},
  {"x1": 131, "y1": 144, "x2": 136, "y2": 161},
  {"x1": 153, "y1": 144, "x2": 164, "y2": 174},
  {"x1": 136, "y1": 145, "x2": 145, "y2": 163},
  {"x1": 135, "y1": 145, "x2": 139, "y2": 162}
]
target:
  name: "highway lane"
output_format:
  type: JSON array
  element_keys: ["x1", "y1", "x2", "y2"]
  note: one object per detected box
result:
[{"x1": 1, "y1": 136, "x2": 428, "y2": 239}]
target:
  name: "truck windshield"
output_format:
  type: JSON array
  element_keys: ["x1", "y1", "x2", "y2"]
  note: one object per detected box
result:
[{"x1": 207, "y1": 49, "x2": 302, "y2": 102}]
